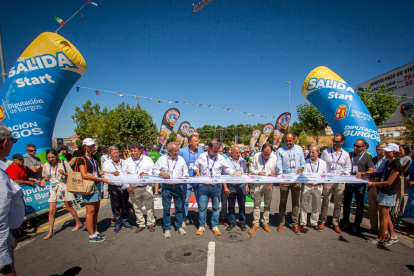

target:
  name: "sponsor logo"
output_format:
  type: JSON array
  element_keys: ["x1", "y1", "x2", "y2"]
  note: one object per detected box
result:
[
  {"x1": 166, "y1": 110, "x2": 179, "y2": 127},
  {"x1": 0, "y1": 107, "x2": 6, "y2": 121},
  {"x1": 306, "y1": 78, "x2": 355, "y2": 93},
  {"x1": 8, "y1": 121, "x2": 44, "y2": 138},
  {"x1": 7, "y1": 98, "x2": 44, "y2": 114},
  {"x1": 344, "y1": 125, "x2": 381, "y2": 142},
  {"x1": 334, "y1": 105, "x2": 347, "y2": 120}
]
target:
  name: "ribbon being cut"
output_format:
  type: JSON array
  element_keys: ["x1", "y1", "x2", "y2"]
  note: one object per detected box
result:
[{"x1": 104, "y1": 173, "x2": 367, "y2": 187}]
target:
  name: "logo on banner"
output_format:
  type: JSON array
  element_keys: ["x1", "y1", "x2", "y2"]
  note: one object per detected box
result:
[
  {"x1": 278, "y1": 114, "x2": 290, "y2": 130},
  {"x1": 252, "y1": 130, "x2": 260, "y2": 139},
  {"x1": 166, "y1": 110, "x2": 179, "y2": 127},
  {"x1": 334, "y1": 105, "x2": 347, "y2": 120},
  {"x1": 181, "y1": 123, "x2": 190, "y2": 134},
  {"x1": 0, "y1": 107, "x2": 6, "y2": 121}
]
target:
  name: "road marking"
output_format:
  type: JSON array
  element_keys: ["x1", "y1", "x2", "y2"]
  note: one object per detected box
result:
[
  {"x1": 27, "y1": 199, "x2": 108, "y2": 235},
  {"x1": 206, "y1": 241, "x2": 215, "y2": 276}
]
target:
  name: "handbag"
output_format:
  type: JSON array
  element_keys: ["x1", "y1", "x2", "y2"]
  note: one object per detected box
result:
[{"x1": 67, "y1": 157, "x2": 95, "y2": 195}]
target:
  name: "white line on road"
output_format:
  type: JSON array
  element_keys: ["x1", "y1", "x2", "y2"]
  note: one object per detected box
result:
[{"x1": 206, "y1": 241, "x2": 215, "y2": 276}]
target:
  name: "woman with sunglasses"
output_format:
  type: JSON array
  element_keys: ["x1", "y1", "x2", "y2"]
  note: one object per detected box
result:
[
  {"x1": 40, "y1": 149, "x2": 83, "y2": 240},
  {"x1": 359, "y1": 143, "x2": 401, "y2": 245},
  {"x1": 76, "y1": 138, "x2": 109, "y2": 242}
]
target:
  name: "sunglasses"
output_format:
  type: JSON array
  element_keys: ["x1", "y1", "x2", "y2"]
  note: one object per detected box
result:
[
  {"x1": 354, "y1": 145, "x2": 364, "y2": 148},
  {"x1": 27, "y1": 149, "x2": 36, "y2": 152}
]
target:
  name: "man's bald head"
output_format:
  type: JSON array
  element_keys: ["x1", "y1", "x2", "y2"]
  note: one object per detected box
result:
[
  {"x1": 230, "y1": 145, "x2": 241, "y2": 160},
  {"x1": 285, "y1": 132, "x2": 295, "y2": 149}
]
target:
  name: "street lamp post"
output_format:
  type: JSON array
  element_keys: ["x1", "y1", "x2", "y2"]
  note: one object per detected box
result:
[{"x1": 285, "y1": 81, "x2": 291, "y2": 132}]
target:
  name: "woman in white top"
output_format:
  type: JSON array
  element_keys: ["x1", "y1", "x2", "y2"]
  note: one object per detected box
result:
[{"x1": 40, "y1": 149, "x2": 83, "y2": 240}]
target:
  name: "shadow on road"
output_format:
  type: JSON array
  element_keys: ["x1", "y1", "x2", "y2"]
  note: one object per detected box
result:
[{"x1": 50, "y1": 266, "x2": 82, "y2": 276}]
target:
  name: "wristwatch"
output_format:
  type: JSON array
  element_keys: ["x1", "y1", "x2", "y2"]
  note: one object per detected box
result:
[{"x1": 0, "y1": 264, "x2": 12, "y2": 275}]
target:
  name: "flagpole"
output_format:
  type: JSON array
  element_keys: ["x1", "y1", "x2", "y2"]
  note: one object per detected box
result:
[{"x1": 55, "y1": 2, "x2": 88, "y2": 33}]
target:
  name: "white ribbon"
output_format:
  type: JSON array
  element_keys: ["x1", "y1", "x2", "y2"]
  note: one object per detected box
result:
[{"x1": 104, "y1": 173, "x2": 367, "y2": 187}]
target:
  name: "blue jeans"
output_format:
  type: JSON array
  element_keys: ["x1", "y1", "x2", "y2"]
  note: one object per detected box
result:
[
  {"x1": 198, "y1": 184, "x2": 222, "y2": 228},
  {"x1": 183, "y1": 183, "x2": 199, "y2": 221},
  {"x1": 228, "y1": 184, "x2": 246, "y2": 224},
  {"x1": 162, "y1": 184, "x2": 184, "y2": 230},
  {"x1": 343, "y1": 183, "x2": 366, "y2": 227}
]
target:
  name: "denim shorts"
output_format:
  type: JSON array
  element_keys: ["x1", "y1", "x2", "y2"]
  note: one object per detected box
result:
[
  {"x1": 82, "y1": 184, "x2": 102, "y2": 203},
  {"x1": 377, "y1": 191, "x2": 396, "y2": 207}
]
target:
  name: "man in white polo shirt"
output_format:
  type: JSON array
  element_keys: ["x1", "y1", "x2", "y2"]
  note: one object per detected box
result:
[
  {"x1": 249, "y1": 143, "x2": 278, "y2": 234},
  {"x1": 102, "y1": 146, "x2": 133, "y2": 233},
  {"x1": 153, "y1": 142, "x2": 189, "y2": 238},
  {"x1": 300, "y1": 145, "x2": 326, "y2": 231},
  {"x1": 125, "y1": 143, "x2": 156, "y2": 233},
  {"x1": 194, "y1": 140, "x2": 241, "y2": 236}
]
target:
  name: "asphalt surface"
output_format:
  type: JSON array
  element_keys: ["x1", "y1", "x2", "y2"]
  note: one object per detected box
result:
[{"x1": 15, "y1": 186, "x2": 414, "y2": 276}]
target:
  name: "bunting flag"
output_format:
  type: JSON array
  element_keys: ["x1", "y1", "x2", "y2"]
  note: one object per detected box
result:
[
  {"x1": 75, "y1": 86, "x2": 277, "y2": 119},
  {"x1": 80, "y1": 14, "x2": 86, "y2": 20},
  {"x1": 54, "y1": 15, "x2": 66, "y2": 25},
  {"x1": 86, "y1": 1, "x2": 102, "y2": 7}
]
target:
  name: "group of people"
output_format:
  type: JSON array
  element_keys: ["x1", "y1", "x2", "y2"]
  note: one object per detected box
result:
[{"x1": 1, "y1": 123, "x2": 412, "y2": 274}]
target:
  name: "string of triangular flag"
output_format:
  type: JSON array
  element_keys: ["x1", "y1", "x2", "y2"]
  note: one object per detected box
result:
[
  {"x1": 75, "y1": 86, "x2": 277, "y2": 119},
  {"x1": 54, "y1": 1, "x2": 102, "y2": 33}
]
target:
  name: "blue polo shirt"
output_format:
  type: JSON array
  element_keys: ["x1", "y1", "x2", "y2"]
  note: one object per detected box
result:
[{"x1": 178, "y1": 146, "x2": 204, "y2": 177}]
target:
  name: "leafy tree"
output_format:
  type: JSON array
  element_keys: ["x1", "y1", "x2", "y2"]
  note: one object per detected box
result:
[
  {"x1": 401, "y1": 116, "x2": 414, "y2": 143},
  {"x1": 168, "y1": 130, "x2": 177, "y2": 143},
  {"x1": 297, "y1": 102, "x2": 328, "y2": 144},
  {"x1": 290, "y1": 121, "x2": 306, "y2": 138},
  {"x1": 358, "y1": 85, "x2": 400, "y2": 126},
  {"x1": 72, "y1": 101, "x2": 158, "y2": 149}
]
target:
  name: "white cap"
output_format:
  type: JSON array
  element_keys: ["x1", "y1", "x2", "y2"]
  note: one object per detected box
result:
[
  {"x1": 82, "y1": 138, "x2": 96, "y2": 146},
  {"x1": 383, "y1": 143, "x2": 399, "y2": 152}
]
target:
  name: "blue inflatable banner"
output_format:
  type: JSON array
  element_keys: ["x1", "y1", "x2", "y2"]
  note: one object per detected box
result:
[
  {"x1": 302, "y1": 66, "x2": 380, "y2": 155},
  {"x1": 0, "y1": 32, "x2": 86, "y2": 162},
  {"x1": 402, "y1": 187, "x2": 414, "y2": 220},
  {"x1": 22, "y1": 182, "x2": 64, "y2": 219}
]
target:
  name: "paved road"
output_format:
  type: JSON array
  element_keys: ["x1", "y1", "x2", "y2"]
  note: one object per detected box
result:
[{"x1": 15, "y1": 187, "x2": 414, "y2": 276}]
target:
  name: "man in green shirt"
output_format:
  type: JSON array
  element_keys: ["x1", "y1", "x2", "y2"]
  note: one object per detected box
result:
[
  {"x1": 58, "y1": 146, "x2": 69, "y2": 161},
  {"x1": 147, "y1": 145, "x2": 161, "y2": 163}
]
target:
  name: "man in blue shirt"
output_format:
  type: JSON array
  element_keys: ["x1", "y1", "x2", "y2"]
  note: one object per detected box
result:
[
  {"x1": 178, "y1": 133, "x2": 204, "y2": 228},
  {"x1": 276, "y1": 132, "x2": 306, "y2": 234}
]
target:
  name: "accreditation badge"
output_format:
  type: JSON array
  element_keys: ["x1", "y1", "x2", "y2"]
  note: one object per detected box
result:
[
  {"x1": 50, "y1": 178, "x2": 57, "y2": 186},
  {"x1": 93, "y1": 170, "x2": 98, "y2": 177},
  {"x1": 189, "y1": 162, "x2": 194, "y2": 170},
  {"x1": 331, "y1": 162, "x2": 336, "y2": 170},
  {"x1": 352, "y1": 165, "x2": 358, "y2": 173},
  {"x1": 290, "y1": 159, "x2": 296, "y2": 168}
]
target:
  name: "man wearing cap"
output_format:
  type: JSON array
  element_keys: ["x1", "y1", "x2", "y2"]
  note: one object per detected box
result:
[
  {"x1": 223, "y1": 145, "x2": 249, "y2": 231},
  {"x1": 276, "y1": 133, "x2": 306, "y2": 234},
  {"x1": 24, "y1": 144, "x2": 43, "y2": 182},
  {"x1": 102, "y1": 146, "x2": 133, "y2": 233},
  {"x1": 6, "y1": 154, "x2": 40, "y2": 187},
  {"x1": 153, "y1": 142, "x2": 189, "y2": 238},
  {"x1": 178, "y1": 133, "x2": 204, "y2": 228},
  {"x1": 125, "y1": 143, "x2": 156, "y2": 233},
  {"x1": 300, "y1": 145, "x2": 326, "y2": 231},
  {"x1": 194, "y1": 140, "x2": 241, "y2": 236},
  {"x1": 0, "y1": 124, "x2": 25, "y2": 275},
  {"x1": 342, "y1": 138, "x2": 374, "y2": 232},
  {"x1": 320, "y1": 133, "x2": 352, "y2": 233},
  {"x1": 249, "y1": 143, "x2": 278, "y2": 234}
]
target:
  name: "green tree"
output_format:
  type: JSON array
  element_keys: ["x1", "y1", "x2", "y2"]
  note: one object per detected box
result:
[
  {"x1": 168, "y1": 130, "x2": 177, "y2": 143},
  {"x1": 401, "y1": 116, "x2": 414, "y2": 143},
  {"x1": 72, "y1": 101, "x2": 158, "y2": 149},
  {"x1": 358, "y1": 85, "x2": 400, "y2": 126},
  {"x1": 297, "y1": 102, "x2": 328, "y2": 144}
]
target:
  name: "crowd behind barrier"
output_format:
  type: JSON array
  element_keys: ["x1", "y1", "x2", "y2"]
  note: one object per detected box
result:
[{"x1": 2, "y1": 125, "x2": 414, "y2": 274}]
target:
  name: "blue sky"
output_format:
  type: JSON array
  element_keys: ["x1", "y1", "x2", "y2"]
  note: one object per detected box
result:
[{"x1": 1, "y1": 0, "x2": 413, "y2": 138}]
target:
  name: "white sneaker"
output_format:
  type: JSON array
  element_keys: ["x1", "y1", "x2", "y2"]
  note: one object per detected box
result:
[
  {"x1": 178, "y1": 228, "x2": 186, "y2": 235},
  {"x1": 164, "y1": 230, "x2": 171, "y2": 238},
  {"x1": 182, "y1": 222, "x2": 186, "y2": 229}
]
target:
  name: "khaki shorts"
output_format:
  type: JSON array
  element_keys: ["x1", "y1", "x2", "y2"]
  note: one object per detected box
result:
[{"x1": 49, "y1": 183, "x2": 75, "y2": 203}]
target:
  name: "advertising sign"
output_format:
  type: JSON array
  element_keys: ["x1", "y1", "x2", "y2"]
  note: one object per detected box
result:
[
  {"x1": 157, "y1": 108, "x2": 180, "y2": 151},
  {"x1": 272, "y1": 112, "x2": 291, "y2": 149},
  {"x1": 258, "y1": 123, "x2": 274, "y2": 149},
  {"x1": 302, "y1": 66, "x2": 380, "y2": 155},
  {"x1": 356, "y1": 62, "x2": 414, "y2": 127},
  {"x1": 249, "y1": 129, "x2": 261, "y2": 152},
  {"x1": 22, "y1": 182, "x2": 64, "y2": 219},
  {"x1": 0, "y1": 32, "x2": 86, "y2": 162},
  {"x1": 176, "y1": 121, "x2": 190, "y2": 148}
]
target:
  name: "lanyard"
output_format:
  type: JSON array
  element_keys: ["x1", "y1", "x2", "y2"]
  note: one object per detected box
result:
[
  {"x1": 330, "y1": 147, "x2": 343, "y2": 170},
  {"x1": 85, "y1": 155, "x2": 97, "y2": 171},
  {"x1": 352, "y1": 151, "x2": 365, "y2": 165},
  {"x1": 287, "y1": 147, "x2": 295, "y2": 160},
  {"x1": 374, "y1": 157, "x2": 385, "y2": 172},
  {"x1": 261, "y1": 154, "x2": 268, "y2": 171},
  {"x1": 112, "y1": 161, "x2": 122, "y2": 171},
  {"x1": 309, "y1": 160, "x2": 319, "y2": 173},
  {"x1": 132, "y1": 155, "x2": 143, "y2": 169},
  {"x1": 189, "y1": 149, "x2": 196, "y2": 163},
  {"x1": 230, "y1": 157, "x2": 242, "y2": 172},
  {"x1": 167, "y1": 157, "x2": 178, "y2": 175},
  {"x1": 382, "y1": 162, "x2": 390, "y2": 180},
  {"x1": 206, "y1": 155, "x2": 217, "y2": 175},
  {"x1": 49, "y1": 162, "x2": 58, "y2": 178}
]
